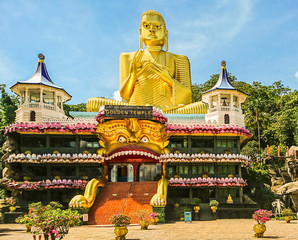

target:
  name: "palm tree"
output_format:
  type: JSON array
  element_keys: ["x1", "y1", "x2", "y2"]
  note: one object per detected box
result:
[{"x1": 244, "y1": 97, "x2": 269, "y2": 157}]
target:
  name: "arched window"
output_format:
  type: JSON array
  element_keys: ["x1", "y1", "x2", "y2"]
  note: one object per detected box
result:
[
  {"x1": 224, "y1": 114, "x2": 229, "y2": 124},
  {"x1": 30, "y1": 111, "x2": 36, "y2": 121}
]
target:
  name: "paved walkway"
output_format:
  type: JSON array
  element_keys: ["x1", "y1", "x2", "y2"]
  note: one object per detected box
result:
[{"x1": 0, "y1": 219, "x2": 297, "y2": 240}]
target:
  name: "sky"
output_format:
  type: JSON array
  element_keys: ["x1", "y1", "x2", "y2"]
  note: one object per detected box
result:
[{"x1": 0, "y1": 0, "x2": 297, "y2": 104}]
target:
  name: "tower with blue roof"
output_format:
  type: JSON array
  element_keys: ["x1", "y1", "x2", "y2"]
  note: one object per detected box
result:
[
  {"x1": 10, "y1": 54, "x2": 72, "y2": 122},
  {"x1": 202, "y1": 61, "x2": 248, "y2": 127}
]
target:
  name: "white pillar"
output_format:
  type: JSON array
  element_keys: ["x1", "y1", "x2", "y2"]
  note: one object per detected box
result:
[
  {"x1": 53, "y1": 92, "x2": 57, "y2": 110},
  {"x1": 208, "y1": 96, "x2": 211, "y2": 113},
  {"x1": 111, "y1": 165, "x2": 117, "y2": 182},
  {"x1": 128, "y1": 164, "x2": 134, "y2": 182},
  {"x1": 218, "y1": 93, "x2": 221, "y2": 110},
  {"x1": 230, "y1": 94, "x2": 233, "y2": 108},
  {"x1": 61, "y1": 98, "x2": 64, "y2": 110},
  {"x1": 20, "y1": 91, "x2": 23, "y2": 104},
  {"x1": 25, "y1": 88, "x2": 29, "y2": 103},
  {"x1": 40, "y1": 89, "x2": 43, "y2": 104}
]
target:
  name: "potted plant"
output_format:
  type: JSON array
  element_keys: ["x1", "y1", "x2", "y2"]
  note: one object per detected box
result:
[
  {"x1": 5, "y1": 197, "x2": 16, "y2": 212},
  {"x1": 20, "y1": 202, "x2": 82, "y2": 240},
  {"x1": 149, "y1": 212, "x2": 160, "y2": 225},
  {"x1": 134, "y1": 209, "x2": 150, "y2": 230},
  {"x1": 209, "y1": 200, "x2": 219, "y2": 212},
  {"x1": 282, "y1": 208, "x2": 293, "y2": 223},
  {"x1": 191, "y1": 198, "x2": 201, "y2": 213},
  {"x1": 252, "y1": 209, "x2": 272, "y2": 238},
  {"x1": 110, "y1": 214, "x2": 131, "y2": 240},
  {"x1": 201, "y1": 170, "x2": 209, "y2": 178}
]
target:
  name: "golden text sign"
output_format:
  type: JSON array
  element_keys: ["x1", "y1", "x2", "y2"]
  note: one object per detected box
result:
[{"x1": 104, "y1": 105, "x2": 153, "y2": 119}]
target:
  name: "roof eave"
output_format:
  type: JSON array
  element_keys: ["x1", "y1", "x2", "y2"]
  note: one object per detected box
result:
[{"x1": 10, "y1": 82, "x2": 72, "y2": 99}]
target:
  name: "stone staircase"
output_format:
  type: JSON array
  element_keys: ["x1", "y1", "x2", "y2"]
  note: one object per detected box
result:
[{"x1": 87, "y1": 181, "x2": 158, "y2": 225}]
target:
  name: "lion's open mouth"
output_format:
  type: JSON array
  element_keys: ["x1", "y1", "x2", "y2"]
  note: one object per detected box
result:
[{"x1": 105, "y1": 145, "x2": 159, "y2": 161}]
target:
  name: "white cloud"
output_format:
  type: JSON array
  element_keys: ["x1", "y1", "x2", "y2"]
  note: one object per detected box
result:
[
  {"x1": 113, "y1": 90, "x2": 122, "y2": 101},
  {"x1": 170, "y1": 0, "x2": 254, "y2": 57},
  {"x1": 295, "y1": 72, "x2": 298, "y2": 79}
]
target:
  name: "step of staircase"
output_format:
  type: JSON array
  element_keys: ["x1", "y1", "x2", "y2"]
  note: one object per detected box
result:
[
  {"x1": 122, "y1": 181, "x2": 158, "y2": 223},
  {"x1": 87, "y1": 181, "x2": 158, "y2": 225}
]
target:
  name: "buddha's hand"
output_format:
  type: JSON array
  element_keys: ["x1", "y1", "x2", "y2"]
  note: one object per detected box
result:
[
  {"x1": 69, "y1": 195, "x2": 88, "y2": 209},
  {"x1": 148, "y1": 63, "x2": 174, "y2": 87},
  {"x1": 129, "y1": 50, "x2": 143, "y2": 75}
]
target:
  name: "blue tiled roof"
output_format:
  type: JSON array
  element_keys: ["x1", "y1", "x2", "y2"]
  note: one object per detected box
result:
[
  {"x1": 11, "y1": 54, "x2": 72, "y2": 98},
  {"x1": 202, "y1": 61, "x2": 247, "y2": 95},
  {"x1": 165, "y1": 114, "x2": 205, "y2": 122},
  {"x1": 69, "y1": 111, "x2": 97, "y2": 118}
]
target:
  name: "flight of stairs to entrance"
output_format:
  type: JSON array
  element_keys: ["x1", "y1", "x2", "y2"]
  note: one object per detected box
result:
[{"x1": 88, "y1": 181, "x2": 158, "y2": 225}]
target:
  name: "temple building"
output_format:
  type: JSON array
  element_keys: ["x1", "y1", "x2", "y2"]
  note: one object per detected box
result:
[
  {"x1": 1, "y1": 10, "x2": 256, "y2": 224},
  {"x1": 2, "y1": 55, "x2": 254, "y2": 224}
]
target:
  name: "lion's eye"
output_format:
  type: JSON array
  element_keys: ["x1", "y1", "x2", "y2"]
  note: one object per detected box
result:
[
  {"x1": 118, "y1": 136, "x2": 127, "y2": 143},
  {"x1": 140, "y1": 136, "x2": 149, "y2": 143}
]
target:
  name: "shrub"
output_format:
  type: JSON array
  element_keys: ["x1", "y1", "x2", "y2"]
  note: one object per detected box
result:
[
  {"x1": 253, "y1": 209, "x2": 272, "y2": 224},
  {"x1": 174, "y1": 206, "x2": 192, "y2": 219},
  {"x1": 5, "y1": 197, "x2": 16, "y2": 206},
  {"x1": 149, "y1": 212, "x2": 160, "y2": 219},
  {"x1": 19, "y1": 203, "x2": 82, "y2": 239},
  {"x1": 191, "y1": 198, "x2": 201, "y2": 205},
  {"x1": 134, "y1": 209, "x2": 151, "y2": 221},
  {"x1": 282, "y1": 208, "x2": 293, "y2": 217},
  {"x1": 209, "y1": 200, "x2": 219, "y2": 207},
  {"x1": 109, "y1": 214, "x2": 131, "y2": 227},
  {"x1": 48, "y1": 201, "x2": 63, "y2": 209}
]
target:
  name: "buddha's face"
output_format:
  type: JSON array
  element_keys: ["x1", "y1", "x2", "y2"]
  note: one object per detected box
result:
[{"x1": 140, "y1": 14, "x2": 167, "y2": 47}]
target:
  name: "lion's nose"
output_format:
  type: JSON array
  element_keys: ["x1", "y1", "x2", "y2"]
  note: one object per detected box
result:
[{"x1": 128, "y1": 137, "x2": 138, "y2": 143}]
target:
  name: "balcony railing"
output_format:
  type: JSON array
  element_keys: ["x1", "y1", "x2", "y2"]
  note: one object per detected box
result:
[
  {"x1": 210, "y1": 107, "x2": 241, "y2": 112},
  {"x1": 23, "y1": 102, "x2": 56, "y2": 111}
]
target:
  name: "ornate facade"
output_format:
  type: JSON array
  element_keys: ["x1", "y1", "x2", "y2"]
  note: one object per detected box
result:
[{"x1": 1, "y1": 10, "x2": 255, "y2": 223}]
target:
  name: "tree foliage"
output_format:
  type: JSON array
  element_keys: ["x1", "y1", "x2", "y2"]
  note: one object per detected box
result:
[
  {"x1": 63, "y1": 103, "x2": 86, "y2": 117},
  {"x1": 0, "y1": 85, "x2": 19, "y2": 157},
  {"x1": 192, "y1": 76, "x2": 297, "y2": 157}
]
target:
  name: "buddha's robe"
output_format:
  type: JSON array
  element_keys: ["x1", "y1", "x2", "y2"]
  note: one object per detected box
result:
[{"x1": 120, "y1": 49, "x2": 192, "y2": 110}]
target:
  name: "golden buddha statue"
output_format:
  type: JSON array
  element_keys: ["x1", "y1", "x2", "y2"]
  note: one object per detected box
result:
[
  {"x1": 87, "y1": 10, "x2": 207, "y2": 114},
  {"x1": 120, "y1": 10, "x2": 192, "y2": 111}
]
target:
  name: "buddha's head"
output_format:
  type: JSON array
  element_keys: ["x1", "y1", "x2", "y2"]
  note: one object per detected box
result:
[{"x1": 139, "y1": 10, "x2": 168, "y2": 50}]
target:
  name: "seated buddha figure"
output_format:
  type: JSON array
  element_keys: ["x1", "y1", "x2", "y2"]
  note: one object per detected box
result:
[
  {"x1": 120, "y1": 10, "x2": 192, "y2": 111},
  {"x1": 87, "y1": 10, "x2": 207, "y2": 114}
]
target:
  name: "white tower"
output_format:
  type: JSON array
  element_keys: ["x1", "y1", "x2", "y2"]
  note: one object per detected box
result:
[
  {"x1": 10, "y1": 54, "x2": 71, "y2": 122},
  {"x1": 202, "y1": 61, "x2": 248, "y2": 127}
]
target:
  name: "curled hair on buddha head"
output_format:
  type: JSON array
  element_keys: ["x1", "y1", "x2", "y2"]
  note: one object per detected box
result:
[
  {"x1": 140, "y1": 10, "x2": 167, "y2": 29},
  {"x1": 139, "y1": 10, "x2": 168, "y2": 51}
]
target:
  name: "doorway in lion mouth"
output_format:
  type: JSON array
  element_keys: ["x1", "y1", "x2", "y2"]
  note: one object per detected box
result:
[{"x1": 109, "y1": 164, "x2": 134, "y2": 182}]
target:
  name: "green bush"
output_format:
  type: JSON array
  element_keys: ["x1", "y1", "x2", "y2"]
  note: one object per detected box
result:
[
  {"x1": 20, "y1": 203, "x2": 82, "y2": 239},
  {"x1": 191, "y1": 198, "x2": 201, "y2": 205},
  {"x1": 174, "y1": 206, "x2": 192, "y2": 219},
  {"x1": 0, "y1": 189, "x2": 7, "y2": 199},
  {"x1": 282, "y1": 208, "x2": 293, "y2": 217},
  {"x1": 209, "y1": 200, "x2": 219, "y2": 207}
]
